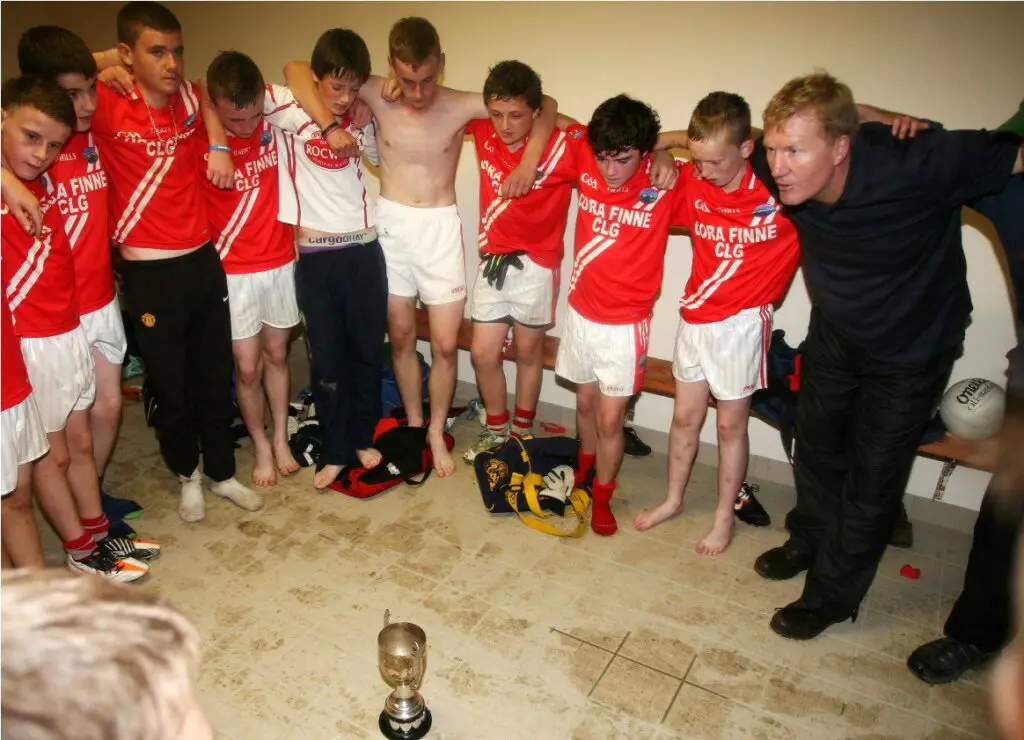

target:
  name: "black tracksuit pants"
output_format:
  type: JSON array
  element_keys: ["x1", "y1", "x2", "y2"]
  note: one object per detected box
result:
[
  {"x1": 119, "y1": 243, "x2": 236, "y2": 481},
  {"x1": 295, "y1": 242, "x2": 388, "y2": 467},
  {"x1": 787, "y1": 308, "x2": 956, "y2": 618}
]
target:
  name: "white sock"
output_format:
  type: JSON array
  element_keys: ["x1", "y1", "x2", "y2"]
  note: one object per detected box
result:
[
  {"x1": 178, "y1": 468, "x2": 205, "y2": 523},
  {"x1": 210, "y1": 477, "x2": 264, "y2": 512}
]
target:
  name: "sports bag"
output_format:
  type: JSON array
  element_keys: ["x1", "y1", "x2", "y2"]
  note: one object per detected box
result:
[
  {"x1": 474, "y1": 435, "x2": 591, "y2": 538},
  {"x1": 328, "y1": 417, "x2": 454, "y2": 498}
]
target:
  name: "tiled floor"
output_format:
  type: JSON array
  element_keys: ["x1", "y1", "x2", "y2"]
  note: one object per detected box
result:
[{"x1": 44, "y1": 400, "x2": 998, "y2": 739}]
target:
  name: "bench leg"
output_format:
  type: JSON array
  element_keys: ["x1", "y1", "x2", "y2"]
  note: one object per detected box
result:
[{"x1": 932, "y1": 460, "x2": 959, "y2": 502}]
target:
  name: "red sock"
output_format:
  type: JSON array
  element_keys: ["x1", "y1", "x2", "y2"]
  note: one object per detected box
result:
[
  {"x1": 82, "y1": 514, "x2": 110, "y2": 543},
  {"x1": 63, "y1": 532, "x2": 97, "y2": 561},
  {"x1": 510, "y1": 407, "x2": 536, "y2": 438},
  {"x1": 575, "y1": 451, "x2": 596, "y2": 487},
  {"x1": 486, "y1": 410, "x2": 510, "y2": 435},
  {"x1": 590, "y1": 478, "x2": 618, "y2": 536}
]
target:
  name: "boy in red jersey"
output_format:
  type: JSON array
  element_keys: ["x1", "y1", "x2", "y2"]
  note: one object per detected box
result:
[
  {"x1": 202, "y1": 51, "x2": 300, "y2": 487},
  {"x1": 0, "y1": 296, "x2": 47, "y2": 569},
  {"x1": 462, "y1": 61, "x2": 576, "y2": 463},
  {"x1": 556, "y1": 95, "x2": 687, "y2": 536},
  {"x1": 92, "y1": 2, "x2": 262, "y2": 523},
  {"x1": 633, "y1": 93, "x2": 800, "y2": 556},
  {"x1": 17, "y1": 25, "x2": 144, "y2": 526},
  {"x1": 2, "y1": 76, "x2": 153, "y2": 580}
]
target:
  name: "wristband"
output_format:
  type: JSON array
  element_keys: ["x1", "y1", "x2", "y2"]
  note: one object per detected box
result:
[
  {"x1": 321, "y1": 121, "x2": 341, "y2": 138},
  {"x1": 208, "y1": 144, "x2": 231, "y2": 154}
]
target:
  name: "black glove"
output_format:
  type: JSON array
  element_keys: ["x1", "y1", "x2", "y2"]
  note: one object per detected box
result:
[{"x1": 481, "y1": 251, "x2": 526, "y2": 291}]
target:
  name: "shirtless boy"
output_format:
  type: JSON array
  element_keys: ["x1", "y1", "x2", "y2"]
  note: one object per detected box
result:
[{"x1": 284, "y1": 16, "x2": 558, "y2": 476}]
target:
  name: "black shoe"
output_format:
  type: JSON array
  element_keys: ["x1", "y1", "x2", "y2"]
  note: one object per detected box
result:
[
  {"x1": 754, "y1": 542, "x2": 814, "y2": 580},
  {"x1": 770, "y1": 600, "x2": 857, "y2": 641},
  {"x1": 623, "y1": 426, "x2": 652, "y2": 457},
  {"x1": 734, "y1": 482, "x2": 771, "y2": 527},
  {"x1": 100, "y1": 490, "x2": 143, "y2": 521},
  {"x1": 907, "y1": 637, "x2": 994, "y2": 684},
  {"x1": 108, "y1": 518, "x2": 137, "y2": 540},
  {"x1": 889, "y1": 503, "x2": 913, "y2": 549}
]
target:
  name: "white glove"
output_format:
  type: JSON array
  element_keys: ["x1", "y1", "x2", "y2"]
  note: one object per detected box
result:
[{"x1": 540, "y1": 465, "x2": 574, "y2": 503}]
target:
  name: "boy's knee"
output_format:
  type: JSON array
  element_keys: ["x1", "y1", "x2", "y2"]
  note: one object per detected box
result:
[
  {"x1": 236, "y1": 359, "x2": 262, "y2": 386},
  {"x1": 717, "y1": 417, "x2": 747, "y2": 443},
  {"x1": 262, "y1": 342, "x2": 288, "y2": 369}
]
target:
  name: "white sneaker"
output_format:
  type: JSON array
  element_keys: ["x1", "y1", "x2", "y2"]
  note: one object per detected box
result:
[
  {"x1": 66, "y1": 549, "x2": 149, "y2": 583},
  {"x1": 179, "y1": 468, "x2": 205, "y2": 523},
  {"x1": 210, "y1": 477, "x2": 264, "y2": 512}
]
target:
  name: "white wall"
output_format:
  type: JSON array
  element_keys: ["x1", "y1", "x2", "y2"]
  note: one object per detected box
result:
[{"x1": 3, "y1": 1, "x2": 1021, "y2": 509}]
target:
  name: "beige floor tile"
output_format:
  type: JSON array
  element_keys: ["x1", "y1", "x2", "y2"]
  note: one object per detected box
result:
[
  {"x1": 723, "y1": 566, "x2": 805, "y2": 615},
  {"x1": 845, "y1": 648, "x2": 933, "y2": 715},
  {"x1": 589, "y1": 655, "x2": 682, "y2": 724},
  {"x1": 662, "y1": 683, "x2": 817, "y2": 740},
  {"x1": 769, "y1": 632, "x2": 860, "y2": 685},
  {"x1": 875, "y1": 548, "x2": 945, "y2": 595},
  {"x1": 618, "y1": 624, "x2": 700, "y2": 679},
  {"x1": 850, "y1": 609, "x2": 942, "y2": 662},
  {"x1": 553, "y1": 592, "x2": 634, "y2": 652},
  {"x1": 751, "y1": 664, "x2": 849, "y2": 736},
  {"x1": 667, "y1": 548, "x2": 743, "y2": 599},
  {"x1": 569, "y1": 700, "x2": 666, "y2": 740},
  {"x1": 924, "y1": 719, "x2": 987, "y2": 739},
  {"x1": 929, "y1": 679, "x2": 999, "y2": 738},
  {"x1": 686, "y1": 644, "x2": 773, "y2": 706},
  {"x1": 866, "y1": 573, "x2": 944, "y2": 630}
]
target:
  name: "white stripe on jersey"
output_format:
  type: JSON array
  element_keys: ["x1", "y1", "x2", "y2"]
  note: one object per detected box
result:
[
  {"x1": 216, "y1": 187, "x2": 260, "y2": 259},
  {"x1": 534, "y1": 131, "x2": 567, "y2": 186},
  {"x1": 680, "y1": 259, "x2": 743, "y2": 310},
  {"x1": 115, "y1": 157, "x2": 174, "y2": 243},
  {"x1": 478, "y1": 198, "x2": 513, "y2": 249},
  {"x1": 66, "y1": 212, "x2": 89, "y2": 249},
  {"x1": 6, "y1": 232, "x2": 52, "y2": 312},
  {"x1": 179, "y1": 81, "x2": 198, "y2": 118},
  {"x1": 568, "y1": 237, "x2": 615, "y2": 293},
  {"x1": 86, "y1": 132, "x2": 99, "y2": 174}
]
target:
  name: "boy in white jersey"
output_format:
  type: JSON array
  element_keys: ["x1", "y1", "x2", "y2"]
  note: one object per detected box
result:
[
  {"x1": 284, "y1": 17, "x2": 559, "y2": 477},
  {"x1": 202, "y1": 51, "x2": 301, "y2": 487},
  {"x1": 260, "y1": 29, "x2": 386, "y2": 489}
]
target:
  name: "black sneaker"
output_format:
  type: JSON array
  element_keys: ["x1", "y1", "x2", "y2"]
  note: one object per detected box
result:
[
  {"x1": 907, "y1": 637, "x2": 993, "y2": 684},
  {"x1": 623, "y1": 426, "x2": 652, "y2": 457},
  {"x1": 734, "y1": 482, "x2": 771, "y2": 527},
  {"x1": 97, "y1": 534, "x2": 161, "y2": 562},
  {"x1": 889, "y1": 503, "x2": 913, "y2": 549}
]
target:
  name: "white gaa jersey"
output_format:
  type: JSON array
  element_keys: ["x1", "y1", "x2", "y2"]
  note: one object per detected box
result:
[{"x1": 263, "y1": 84, "x2": 379, "y2": 235}]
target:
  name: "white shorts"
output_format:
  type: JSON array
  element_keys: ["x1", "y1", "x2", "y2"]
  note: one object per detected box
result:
[
  {"x1": 377, "y1": 197, "x2": 467, "y2": 305},
  {"x1": 1, "y1": 394, "x2": 49, "y2": 496},
  {"x1": 673, "y1": 305, "x2": 773, "y2": 400},
  {"x1": 471, "y1": 255, "x2": 559, "y2": 328},
  {"x1": 226, "y1": 262, "x2": 301, "y2": 340},
  {"x1": 20, "y1": 326, "x2": 96, "y2": 433},
  {"x1": 555, "y1": 305, "x2": 650, "y2": 397},
  {"x1": 80, "y1": 297, "x2": 127, "y2": 365}
]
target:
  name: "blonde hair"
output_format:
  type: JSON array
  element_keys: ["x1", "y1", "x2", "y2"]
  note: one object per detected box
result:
[
  {"x1": 763, "y1": 71, "x2": 859, "y2": 142},
  {"x1": 1, "y1": 569, "x2": 202, "y2": 740}
]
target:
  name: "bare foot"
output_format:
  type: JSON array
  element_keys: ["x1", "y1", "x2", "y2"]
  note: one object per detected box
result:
[
  {"x1": 428, "y1": 432, "x2": 455, "y2": 478},
  {"x1": 252, "y1": 445, "x2": 277, "y2": 487},
  {"x1": 274, "y1": 440, "x2": 301, "y2": 477},
  {"x1": 634, "y1": 499, "x2": 684, "y2": 532},
  {"x1": 695, "y1": 513, "x2": 735, "y2": 556},
  {"x1": 313, "y1": 464, "x2": 342, "y2": 490},
  {"x1": 356, "y1": 448, "x2": 382, "y2": 469}
]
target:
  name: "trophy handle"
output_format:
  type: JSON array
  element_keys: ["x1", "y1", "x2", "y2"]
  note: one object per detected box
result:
[{"x1": 383, "y1": 608, "x2": 391, "y2": 628}]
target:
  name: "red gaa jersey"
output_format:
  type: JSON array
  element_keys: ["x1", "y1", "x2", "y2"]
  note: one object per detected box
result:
[
  {"x1": 466, "y1": 119, "x2": 575, "y2": 269},
  {"x1": 1, "y1": 297, "x2": 31, "y2": 412},
  {"x1": 1, "y1": 175, "x2": 79, "y2": 338},
  {"x1": 92, "y1": 81, "x2": 209, "y2": 250},
  {"x1": 43, "y1": 131, "x2": 115, "y2": 314},
  {"x1": 677, "y1": 163, "x2": 800, "y2": 323},
  {"x1": 564, "y1": 129, "x2": 688, "y2": 324},
  {"x1": 201, "y1": 118, "x2": 294, "y2": 274}
]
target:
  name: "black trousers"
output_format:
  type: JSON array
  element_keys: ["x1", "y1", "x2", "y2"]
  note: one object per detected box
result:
[
  {"x1": 944, "y1": 476, "x2": 1024, "y2": 652},
  {"x1": 120, "y1": 243, "x2": 236, "y2": 481},
  {"x1": 296, "y1": 242, "x2": 388, "y2": 466},
  {"x1": 787, "y1": 308, "x2": 955, "y2": 617}
]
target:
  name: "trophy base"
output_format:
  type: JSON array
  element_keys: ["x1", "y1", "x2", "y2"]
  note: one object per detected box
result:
[{"x1": 379, "y1": 707, "x2": 432, "y2": 739}]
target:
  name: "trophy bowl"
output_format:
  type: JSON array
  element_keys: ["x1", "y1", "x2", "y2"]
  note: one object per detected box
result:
[{"x1": 378, "y1": 610, "x2": 432, "y2": 739}]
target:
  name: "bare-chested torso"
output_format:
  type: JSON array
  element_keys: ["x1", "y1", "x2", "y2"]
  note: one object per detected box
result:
[{"x1": 360, "y1": 77, "x2": 477, "y2": 208}]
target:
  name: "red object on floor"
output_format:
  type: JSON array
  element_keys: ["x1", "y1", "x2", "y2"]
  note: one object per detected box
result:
[
  {"x1": 539, "y1": 421, "x2": 566, "y2": 433},
  {"x1": 900, "y1": 564, "x2": 921, "y2": 580}
]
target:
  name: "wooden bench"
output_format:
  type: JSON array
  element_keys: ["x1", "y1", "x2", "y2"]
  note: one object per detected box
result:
[{"x1": 414, "y1": 308, "x2": 1000, "y2": 493}]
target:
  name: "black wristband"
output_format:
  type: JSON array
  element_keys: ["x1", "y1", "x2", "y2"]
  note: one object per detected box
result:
[{"x1": 321, "y1": 121, "x2": 341, "y2": 138}]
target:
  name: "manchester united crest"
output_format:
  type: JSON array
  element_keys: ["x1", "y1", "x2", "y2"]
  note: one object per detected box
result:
[{"x1": 141, "y1": 313, "x2": 156, "y2": 328}]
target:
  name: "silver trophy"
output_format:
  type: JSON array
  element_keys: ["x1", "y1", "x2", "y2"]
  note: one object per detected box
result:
[{"x1": 378, "y1": 609, "x2": 432, "y2": 739}]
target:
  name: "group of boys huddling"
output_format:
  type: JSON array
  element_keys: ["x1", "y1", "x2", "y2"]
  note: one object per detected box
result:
[{"x1": 4, "y1": 2, "x2": 1021, "y2": 665}]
